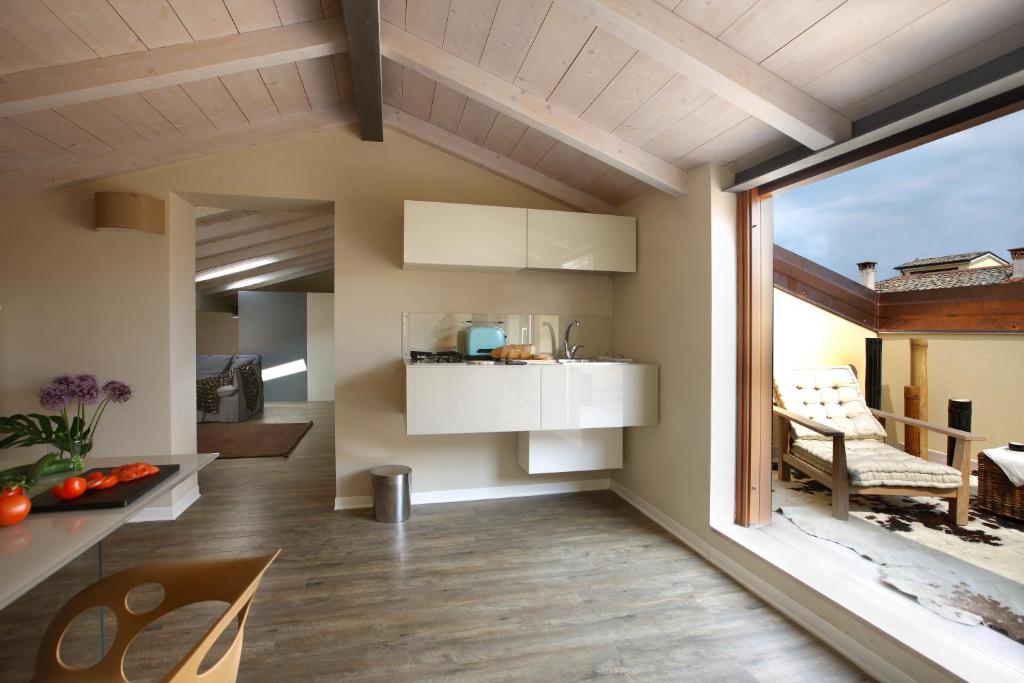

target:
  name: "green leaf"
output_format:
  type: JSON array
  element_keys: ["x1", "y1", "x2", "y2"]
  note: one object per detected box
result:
[
  {"x1": 69, "y1": 416, "x2": 83, "y2": 440},
  {"x1": 29, "y1": 413, "x2": 54, "y2": 440}
]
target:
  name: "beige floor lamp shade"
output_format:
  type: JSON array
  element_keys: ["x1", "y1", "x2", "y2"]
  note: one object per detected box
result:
[
  {"x1": 32, "y1": 550, "x2": 280, "y2": 682},
  {"x1": 94, "y1": 192, "x2": 165, "y2": 234}
]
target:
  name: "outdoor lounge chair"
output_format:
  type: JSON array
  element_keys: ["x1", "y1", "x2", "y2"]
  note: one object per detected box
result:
[{"x1": 773, "y1": 366, "x2": 984, "y2": 526}]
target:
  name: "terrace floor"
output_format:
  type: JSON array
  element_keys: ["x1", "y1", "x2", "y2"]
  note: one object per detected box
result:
[{"x1": 773, "y1": 470, "x2": 1024, "y2": 646}]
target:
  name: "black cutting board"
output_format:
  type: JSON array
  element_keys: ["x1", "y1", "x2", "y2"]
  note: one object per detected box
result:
[{"x1": 31, "y1": 464, "x2": 180, "y2": 512}]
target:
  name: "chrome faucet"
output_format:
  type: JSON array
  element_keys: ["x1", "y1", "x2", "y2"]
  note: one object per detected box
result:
[{"x1": 563, "y1": 320, "x2": 584, "y2": 359}]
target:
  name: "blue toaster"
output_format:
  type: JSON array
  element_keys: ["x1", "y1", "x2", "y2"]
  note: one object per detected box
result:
[{"x1": 465, "y1": 324, "x2": 506, "y2": 359}]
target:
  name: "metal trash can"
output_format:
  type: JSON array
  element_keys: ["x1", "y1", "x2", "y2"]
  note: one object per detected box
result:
[{"x1": 370, "y1": 465, "x2": 411, "y2": 523}]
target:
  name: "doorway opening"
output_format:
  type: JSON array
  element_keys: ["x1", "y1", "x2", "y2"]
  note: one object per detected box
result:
[{"x1": 192, "y1": 196, "x2": 335, "y2": 463}]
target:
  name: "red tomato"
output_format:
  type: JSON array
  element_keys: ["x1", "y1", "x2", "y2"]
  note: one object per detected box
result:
[
  {"x1": 117, "y1": 469, "x2": 138, "y2": 483},
  {"x1": 95, "y1": 475, "x2": 119, "y2": 490},
  {"x1": 86, "y1": 471, "x2": 104, "y2": 481},
  {"x1": 2, "y1": 486, "x2": 24, "y2": 497},
  {"x1": 143, "y1": 464, "x2": 159, "y2": 477},
  {"x1": 51, "y1": 477, "x2": 87, "y2": 501},
  {"x1": 0, "y1": 490, "x2": 31, "y2": 526}
]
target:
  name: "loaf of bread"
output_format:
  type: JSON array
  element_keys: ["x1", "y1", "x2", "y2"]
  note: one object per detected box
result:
[{"x1": 490, "y1": 344, "x2": 535, "y2": 360}]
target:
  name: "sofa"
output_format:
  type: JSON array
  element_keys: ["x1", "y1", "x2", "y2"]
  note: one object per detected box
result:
[{"x1": 197, "y1": 354, "x2": 264, "y2": 423}]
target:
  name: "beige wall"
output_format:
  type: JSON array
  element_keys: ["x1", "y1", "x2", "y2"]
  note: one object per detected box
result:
[
  {"x1": 610, "y1": 166, "x2": 951, "y2": 680},
  {"x1": 773, "y1": 289, "x2": 876, "y2": 379},
  {"x1": 196, "y1": 312, "x2": 239, "y2": 355},
  {"x1": 968, "y1": 254, "x2": 1006, "y2": 269},
  {"x1": 0, "y1": 125, "x2": 611, "y2": 497},
  {"x1": 306, "y1": 293, "x2": 334, "y2": 402},
  {"x1": 0, "y1": 189, "x2": 172, "y2": 460},
  {"x1": 611, "y1": 164, "x2": 716, "y2": 532},
  {"x1": 880, "y1": 333, "x2": 1023, "y2": 454},
  {"x1": 769, "y1": 289, "x2": 1022, "y2": 455}
]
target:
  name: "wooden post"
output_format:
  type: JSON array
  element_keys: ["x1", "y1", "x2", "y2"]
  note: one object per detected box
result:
[
  {"x1": 903, "y1": 386, "x2": 921, "y2": 457},
  {"x1": 910, "y1": 339, "x2": 929, "y2": 459}
]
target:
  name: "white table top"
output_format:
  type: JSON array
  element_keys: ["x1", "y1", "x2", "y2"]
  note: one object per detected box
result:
[{"x1": 0, "y1": 453, "x2": 217, "y2": 611}]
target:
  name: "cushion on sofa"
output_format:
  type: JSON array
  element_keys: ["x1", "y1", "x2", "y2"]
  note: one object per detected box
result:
[
  {"x1": 197, "y1": 354, "x2": 232, "y2": 379},
  {"x1": 791, "y1": 438, "x2": 963, "y2": 488},
  {"x1": 774, "y1": 366, "x2": 886, "y2": 441}
]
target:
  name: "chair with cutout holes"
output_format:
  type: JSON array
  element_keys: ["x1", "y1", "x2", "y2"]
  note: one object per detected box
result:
[{"x1": 32, "y1": 550, "x2": 280, "y2": 683}]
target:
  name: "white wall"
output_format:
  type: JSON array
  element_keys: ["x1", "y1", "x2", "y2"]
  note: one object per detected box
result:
[{"x1": 306, "y1": 293, "x2": 334, "y2": 402}]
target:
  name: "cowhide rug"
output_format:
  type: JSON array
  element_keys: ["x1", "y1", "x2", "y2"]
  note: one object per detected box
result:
[{"x1": 775, "y1": 472, "x2": 1024, "y2": 643}]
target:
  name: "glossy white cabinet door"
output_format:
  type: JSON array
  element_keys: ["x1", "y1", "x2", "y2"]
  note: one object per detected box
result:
[
  {"x1": 403, "y1": 200, "x2": 527, "y2": 271},
  {"x1": 527, "y1": 209, "x2": 636, "y2": 273},
  {"x1": 406, "y1": 366, "x2": 542, "y2": 434},
  {"x1": 540, "y1": 364, "x2": 658, "y2": 430},
  {"x1": 517, "y1": 428, "x2": 623, "y2": 473}
]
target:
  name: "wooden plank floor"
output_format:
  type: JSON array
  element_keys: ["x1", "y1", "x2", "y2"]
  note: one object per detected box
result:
[{"x1": 0, "y1": 402, "x2": 869, "y2": 681}]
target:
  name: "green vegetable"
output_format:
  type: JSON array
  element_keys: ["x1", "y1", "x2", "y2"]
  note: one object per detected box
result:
[{"x1": 0, "y1": 453, "x2": 84, "y2": 489}]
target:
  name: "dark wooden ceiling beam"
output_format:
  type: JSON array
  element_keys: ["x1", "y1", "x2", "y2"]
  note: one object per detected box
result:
[{"x1": 341, "y1": 0, "x2": 384, "y2": 142}]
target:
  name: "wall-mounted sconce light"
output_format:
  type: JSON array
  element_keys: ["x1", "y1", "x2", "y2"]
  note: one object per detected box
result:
[{"x1": 94, "y1": 192, "x2": 165, "y2": 235}]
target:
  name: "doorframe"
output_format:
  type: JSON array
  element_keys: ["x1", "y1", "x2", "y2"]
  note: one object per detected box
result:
[{"x1": 732, "y1": 94, "x2": 1024, "y2": 527}]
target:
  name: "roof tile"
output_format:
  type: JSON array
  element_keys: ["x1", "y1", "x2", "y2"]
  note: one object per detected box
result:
[
  {"x1": 876, "y1": 266, "x2": 1013, "y2": 292},
  {"x1": 895, "y1": 251, "x2": 1001, "y2": 270}
]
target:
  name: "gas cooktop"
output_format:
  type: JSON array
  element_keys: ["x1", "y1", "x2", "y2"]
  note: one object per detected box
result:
[{"x1": 409, "y1": 350, "x2": 465, "y2": 364}]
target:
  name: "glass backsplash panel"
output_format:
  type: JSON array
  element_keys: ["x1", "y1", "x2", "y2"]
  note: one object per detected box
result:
[{"x1": 402, "y1": 312, "x2": 612, "y2": 358}]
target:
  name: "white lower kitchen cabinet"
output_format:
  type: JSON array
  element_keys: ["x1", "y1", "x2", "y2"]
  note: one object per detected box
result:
[
  {"x1": 405, "y1": 365, "x2": 542, "y2": 435},
  {"x1": 404, "y1": 363, "x2": 657, "y2": 447},
  {"x1": 517, "y1": 428, "x2": 622, "y2": 474},
  {"x1": 540, "y1": 364, "x2": 658, "y2": 430}
]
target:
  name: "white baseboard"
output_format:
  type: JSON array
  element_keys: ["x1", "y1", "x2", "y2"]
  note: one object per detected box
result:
[
  {"x1": 335, "y1": 478, "x2": 611, "y2": 511},
  {"x1": 608, "y1": 480, "x2": 907, "y2": 683},
  {"x1": 609, "y1": 480, "x2": 710, "y2": 556},
  {"x1": 129, "y1": 485, "x2": 201, "y2": 522},
  {"x1": 335, "y1": 495, "x2": 372, "y2": 510}
]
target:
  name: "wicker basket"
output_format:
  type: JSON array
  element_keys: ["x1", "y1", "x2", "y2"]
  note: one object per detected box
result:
[{"x1": 977, "y1": 452, "x2": 1024, "y2": 522}]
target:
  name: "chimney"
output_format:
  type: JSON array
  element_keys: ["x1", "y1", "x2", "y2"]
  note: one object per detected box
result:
[
  {"x1": 857, "y1": 261, "x2": 876, "y2": 290},
  {"x1": 1011, "y1": 248, "x2": 1024, "y2": 279}
]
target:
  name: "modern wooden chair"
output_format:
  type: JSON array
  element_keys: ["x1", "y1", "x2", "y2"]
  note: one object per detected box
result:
[
  {"x1": 773, "y1": 367, "x2": 983, "y2": 525},
  {"x1": 32, "y1": 550, "x2": 280, "y2": 683}
]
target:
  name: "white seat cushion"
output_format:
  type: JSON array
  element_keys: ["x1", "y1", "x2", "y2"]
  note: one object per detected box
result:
[
  {"x1": 791, "y1": 438, "x2": 963, "y2": 488},
  {"x1": 775, "y1": 366, "x2": 886, "y2": 441}
]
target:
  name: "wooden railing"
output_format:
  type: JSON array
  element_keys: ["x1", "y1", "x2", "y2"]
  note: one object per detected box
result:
[{"x1": 773, "y1": 244, "x2": 1024, "y2": 333}]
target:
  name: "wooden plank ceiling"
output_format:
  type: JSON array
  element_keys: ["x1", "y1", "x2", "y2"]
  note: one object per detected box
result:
[
  {"x1": 1, "y1": 0, "x2": 1023, "y2": 210},
  {"x1": 195, "y1": 206, "x2": 334, "y2": 294}
]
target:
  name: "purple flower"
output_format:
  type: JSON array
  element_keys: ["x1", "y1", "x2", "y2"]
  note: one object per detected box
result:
[
  {"x1": 101, "y1": 380, "x2": 132, "y2": 403},
  {"x1": 39, "y1": 383, "x2": 71, "y2": 411},
  {"x1": 51, "y1": 374, "x2": 76, "y2": 393},
  {"x1": 71, "y1": 374, "x2": 100, "y2": 403}
]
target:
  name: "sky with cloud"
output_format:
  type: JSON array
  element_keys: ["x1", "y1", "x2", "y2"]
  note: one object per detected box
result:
[{"x1": 773, "y1": 108, "x2": 1024, "y2": 283}]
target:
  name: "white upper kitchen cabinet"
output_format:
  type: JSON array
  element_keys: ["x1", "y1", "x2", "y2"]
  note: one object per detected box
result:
[
  {"x1": 403, "y1": 200, "x2": 527, "y2": 271},
  {"x1": 527, "y1": 209, "x2": 636, "y2": 273}
]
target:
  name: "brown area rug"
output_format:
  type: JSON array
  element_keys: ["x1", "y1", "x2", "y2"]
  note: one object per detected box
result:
[{"x1": 198, "y1": 421, "x2": 313, "y2": 459}]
